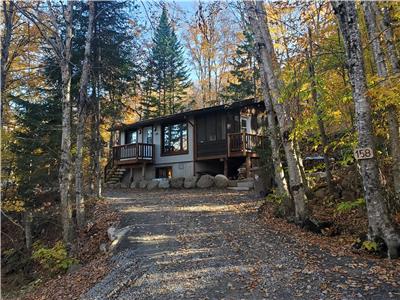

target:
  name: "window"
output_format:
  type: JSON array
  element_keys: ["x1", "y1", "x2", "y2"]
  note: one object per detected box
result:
[
  {"x1": 162, "y1": 122, "x2": 188, "y2": 155},
  {"x1": 143, "y1": 126, "x2": 153, "y2": 144},
  {"x1": 156, "y1": 167, "x2": 172, "y2": 178},
  {"x1": 198, "y1": 113, "x2": 226, "y2": 143},
  {"x1": 126, "y1": 130, "x2": 137, "y2": 144}
]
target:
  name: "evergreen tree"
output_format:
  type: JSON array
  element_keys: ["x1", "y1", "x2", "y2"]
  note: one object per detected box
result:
[
  {"x1": 142, "y1": 7, "x2": 191, "y2": 118},
  {"x1": 221, "y1": 30, "x2": 259, "y2": 102}
]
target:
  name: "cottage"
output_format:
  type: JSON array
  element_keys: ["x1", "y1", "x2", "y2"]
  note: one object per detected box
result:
[{"x1": 105, "y1": 99, "x2": 267, "y2": 186}]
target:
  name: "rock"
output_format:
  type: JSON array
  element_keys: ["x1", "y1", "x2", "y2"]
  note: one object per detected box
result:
[
  {"x1": 197, "y1": 174, "x2": 214, "y2": 188},
  {"x1": 107, "y1": 227, "x2": 117, "y2": 241},
  {"x1": 158, "y1": 179, "x2": 170, "y2": 189},
  {"x1": 67, "y1": 263, "x2": 82, "y2": 274},
  {"x1": 130, "y1": 181, "x2": 139, "y2": 189},
  {"x1": 170, "y1": 177, "x2": 185, "y2": 188},
  {"x1": 228, "y1": 180, "x2": 238, "y2": 187},
  {"x1": 237, "y1": 180, "x2": 254, "y2": 188},
  {"x1": 214, "y1": 174, "x2": 229, "y2": 188},
  {"x1": 99, "y1": 243, "x2": 108, "y2": 253},
  {"x1": 120, "y1": 182, "x2": 128, "y2": 189},
  {"x1": 139, "y1": 180, "x2": 148, "y2": 189},
  {"x1": 147, "y1": 180, "x2": 159, "y2": 190},
  {"x1": 184, "y1": 177, "x2": 198, "y2": 189}
]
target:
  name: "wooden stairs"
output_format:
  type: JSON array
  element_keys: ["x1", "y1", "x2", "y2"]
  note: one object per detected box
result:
[{"x1": 105, "y1": 167, "x2": 127, "y2": 185}]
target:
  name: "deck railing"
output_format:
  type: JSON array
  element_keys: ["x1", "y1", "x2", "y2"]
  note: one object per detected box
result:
[
  {"x1": 112, "y1": 143, "x2": 154, "y2": 161},
  {"x1": 227, "y1": 132, "x2": 265, "y2": 156}
]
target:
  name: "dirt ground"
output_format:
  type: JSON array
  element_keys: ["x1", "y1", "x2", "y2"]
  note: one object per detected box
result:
[{"x1": 81, "y1": 189, "x2": 400, "y2": 300}]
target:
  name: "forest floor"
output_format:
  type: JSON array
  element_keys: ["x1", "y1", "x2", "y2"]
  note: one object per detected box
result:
[{"x1": 77, "y1": 189, "x2": 400, "y2": 300}]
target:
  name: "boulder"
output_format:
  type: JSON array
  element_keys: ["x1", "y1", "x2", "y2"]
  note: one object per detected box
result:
[
  {"x1": 184, "y1": 177, "x2": 198, "y2": 189},
  {"x1": 130, "y1": 181, "x2": 139, "y2": 189},
  {"x1": 170, "y1": 177, "x2": 185, "y2": 188},
  {"x1": 197, "y1": 174, "x2": 214, "y2": 188},
  {"x1": 158, "y1": 179, "x2": 170, "y2": 189},
  {"x1": 214, "y1": 174, "x2": 229, "y2": 188},
  {"x1": 147, "y1": 180, "x2": 159, "y2": 190},
  {"x1": 107, "y1": 227, "x2": 117, "y2": 241},
  {"x1": 139, "y1": 180, "x2": 148, "y2": 189}
]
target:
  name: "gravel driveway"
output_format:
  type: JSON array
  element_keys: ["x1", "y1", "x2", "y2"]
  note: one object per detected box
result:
[{"x1": 82, "y1": 189, "x2": 399, "y2": 300}]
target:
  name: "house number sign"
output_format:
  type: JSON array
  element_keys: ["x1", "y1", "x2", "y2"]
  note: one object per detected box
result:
[{"x1": 354, "y1": 147, "x2": 374, "y2": 160}]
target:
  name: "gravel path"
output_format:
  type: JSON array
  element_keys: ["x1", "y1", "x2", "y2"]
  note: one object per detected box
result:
[{"x1": 82, "y1": 189, "x2": 399, "y2": 300}]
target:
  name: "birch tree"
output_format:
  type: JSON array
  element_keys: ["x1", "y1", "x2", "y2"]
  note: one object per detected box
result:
[
  {"x1": 17, "y1": 1, "x2": 75, "y2": 246},
  {"x1": 244, "y1": 0, "x2": 308, "y2": 222},
  {"x1": 368, "y1": 2, "x2": 400, "y2": 199},
  {"x1": 332, "y1": 1, "x2": 400, "y2": 258},
  {"x1": 75, "y1": 0, "x2": 95, "y2": 229}
]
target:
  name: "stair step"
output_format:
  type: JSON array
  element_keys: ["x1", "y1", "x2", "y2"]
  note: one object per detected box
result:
[
  {"x1": 237, "y1": 181, "x2": 254, "y2": 188},
  {"x1": 227, "y1": 186, "x2": 250, "y2": 191}
]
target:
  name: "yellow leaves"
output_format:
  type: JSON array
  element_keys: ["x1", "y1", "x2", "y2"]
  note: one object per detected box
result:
[{"x1": 2, "y1": 199, "x2": 25, "y2": 213}]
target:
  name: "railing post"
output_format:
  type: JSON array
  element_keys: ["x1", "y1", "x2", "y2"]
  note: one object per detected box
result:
[
  {"x1": 227, "y1": 134, "x2": 231, "y2": 157},
  {"x1": 242, "y1": 132, "x2": 246, "y2": 156}
]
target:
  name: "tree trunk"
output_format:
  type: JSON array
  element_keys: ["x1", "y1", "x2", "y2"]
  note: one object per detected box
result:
[
  {"x1": 75, "y1": 0, "x2": 95, "y2": 229},
  {"x1": 373, "y1": 3, "x2": 400, "y2": 198},
  {"x1": 306, "y1": 27, "x2": 334, "y2": 194},
  {"x1": 0, "y1": 1, "x2": 15, "y2": 120},
  {"x1": 259, "y1": 69, "x2": 289, "y2": 197},
  {"x1": 245, "y1": 0, "x2": 308, "y2": 223},
  {"x1": 24, "y1": 210, "x2": 33, "y2": 251},
  {"x1": 363, "y1": 1, "x2": 400, "y2": 199},
  {"x1": 59, "y1": 0, "x2": 74, "y2": 247},
  {"x1": 332, "y1": 1, "x2": 400, "y2": 258}
]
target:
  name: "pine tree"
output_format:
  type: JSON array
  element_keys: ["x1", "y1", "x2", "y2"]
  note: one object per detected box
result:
[
  {"x1": 142, "y1": 7, "x2": 191, "y2": 118},
  {"x1": 221, "y1": 30, "x2": 259, "y2": 102}
]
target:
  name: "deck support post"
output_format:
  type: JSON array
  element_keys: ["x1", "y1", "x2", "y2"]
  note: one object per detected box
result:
[
  {"x1": 245, "y1": 155, "x2": 251, "y2": 178},
  {"x1": 129, "y1": 167, "x2": 133, "y2": 183},
  {"x1": 141, "y1": 163, "x2": 146, "y2": 179},
  {"x1": 224, "y1": 158, "x2": 228, "y2": 177}
]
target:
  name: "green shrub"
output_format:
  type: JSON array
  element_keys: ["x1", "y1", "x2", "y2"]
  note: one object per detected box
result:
[
  {"x1": 265, "y1": 191, "x2": 288, "y2": 205},
  {"x1": 336, "y1": 198, "x2": 365, "y2": 214},
  {"x1": 32, "y1": 241, "x2": 78, "y2": 274}
]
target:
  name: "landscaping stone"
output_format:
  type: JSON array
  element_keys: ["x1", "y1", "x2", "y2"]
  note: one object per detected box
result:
[
  {"x1": 170, "y1": 177, "x2": 185, "y2": 188},
  {"x1": 158, "y1": 179, "x2": 170, "y2": 189},
  {"x1": 139, "y1": 180, "x2": 148, "y2": 189},
  {"x1": 228, "y1": 180, "x2": 238, "y2": 187},
  {"x1": 147, "y1": 180, "x2": 159, "y2": 190},
  {"x1": 130, "y1": 181, "x2": 139, "y2": 189},
  {"x1": 214, "y1": 174, "x2": 229, "y2": 188},
  {"x1": 237, "y1": 180, "x2": 254, "y2": 189},
  {"x1": 107, "y1": 227, "x2": 117, "y2": 241},
  {"x1": 197, "y1": 174, "x2": 214, "y2": 188},
  {"x1": 184, "y1": 177, "x2": 198, "y2": 188}
]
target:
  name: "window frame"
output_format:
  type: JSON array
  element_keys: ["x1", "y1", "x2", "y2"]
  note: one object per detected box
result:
[{"x1": 161, "y1": 122, "x2": 189, "y2": 156}]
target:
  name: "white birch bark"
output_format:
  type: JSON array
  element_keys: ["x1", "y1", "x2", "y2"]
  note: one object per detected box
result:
[
  {"x1": 245, "y1": 0, "x2": 308, "y2": 222},
  {"x1": 75, "y1": 0, "x2": 95, "y2": 229},
  {"x1": 363, "y1": 1, "x2": 400, "y2": 199},
  {"x1": 333, "y1": 1, "x2": 400, "y2": 258},
  {"x1": 259, "y1": 69, "x2": 289, "y2": 197}
]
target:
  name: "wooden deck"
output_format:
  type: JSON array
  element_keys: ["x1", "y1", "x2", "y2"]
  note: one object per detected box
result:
[
  {"x1": 227, "y1": 133, "x2": 266, "y2": 158},
  {"x1": 112, "y1": 143, "x2": 154, "y2": 165}
]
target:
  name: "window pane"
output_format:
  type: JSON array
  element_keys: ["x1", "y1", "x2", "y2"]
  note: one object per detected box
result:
[
  {"x1": 162, "y1": 122, "x2": 188, "y2": 154},
  {"x1": 182, "y1": 123, "x2": 188, "y2": 151}
]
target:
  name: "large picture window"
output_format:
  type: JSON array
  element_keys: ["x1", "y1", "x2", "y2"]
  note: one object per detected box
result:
[{"x1": 162, "y1": 122, "x2": 188, "y2": 155}]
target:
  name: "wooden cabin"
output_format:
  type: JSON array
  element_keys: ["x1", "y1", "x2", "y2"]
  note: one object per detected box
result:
[{"x1": 106, "y1": 99, "x2": 266, "y2": 184}]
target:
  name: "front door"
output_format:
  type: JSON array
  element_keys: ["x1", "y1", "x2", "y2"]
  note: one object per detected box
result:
[{"x1": 240, "y1": 116, "x2": 251, "y2": 134}]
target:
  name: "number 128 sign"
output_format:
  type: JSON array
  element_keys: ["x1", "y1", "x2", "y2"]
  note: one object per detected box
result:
[{"x1": 354, "y1": 147, "x2": 374, "y2": 160}]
